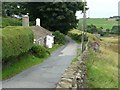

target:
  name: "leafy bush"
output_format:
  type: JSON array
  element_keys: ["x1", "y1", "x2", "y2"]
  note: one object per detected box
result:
[
  {"x1": 53, "y1": 31, "x2": 66, "y2": 44},
  {"x1": 2, "y1": 26, "x2": 34, "y2": 61},
  {"x1": 86, "y1": 25, "x2": 106, "y2": 36},
  {"x1": 31, "y1": 45, "x2": 50, "y2": 58},
  {"x1": 111, "y1": 25, "x2": 120, "y2": 35},
  {"x1": 2, "y1": 17, "x2": 22, "y2": 28},
  {"x1": 86, "y1": 24, "x2": 98, "y2": 34}
]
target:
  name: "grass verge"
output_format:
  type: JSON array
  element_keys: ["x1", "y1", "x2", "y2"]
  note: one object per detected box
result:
[
  {"x1": 48, "y1": 44, "x2": 62, "y2": 53},
  {"x1": 72, "y1": 48, "x2": 81, "y2": 64},
  {"x1": 2, "y1": 44, "x2": 62, "y2": 80},
  {"x1": 86, "y1": 37, "x2": 118, "y2": 88}
]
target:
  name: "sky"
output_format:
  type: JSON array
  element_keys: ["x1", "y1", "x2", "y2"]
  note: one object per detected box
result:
[{"x1": 76, "y1": 0, "x2": 120, "y2": 18}]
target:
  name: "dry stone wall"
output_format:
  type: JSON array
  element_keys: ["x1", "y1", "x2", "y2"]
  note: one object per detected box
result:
[{"x1": 56, "y1": 50, "x2": 88, "y2": 89}]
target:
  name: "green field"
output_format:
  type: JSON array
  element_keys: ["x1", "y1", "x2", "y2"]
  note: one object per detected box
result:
[{"x1": 78, "y1": 18, "x2": 118, "y2": 29}]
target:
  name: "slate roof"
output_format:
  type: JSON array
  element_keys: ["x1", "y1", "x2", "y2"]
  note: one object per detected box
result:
[{"x1": 31, "y1": 26, "x2": 52, "y2": 40}]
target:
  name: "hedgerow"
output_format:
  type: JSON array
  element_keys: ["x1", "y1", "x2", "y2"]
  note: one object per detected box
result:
[
  {"x1": 2, "y1": 26, "x2": 34, "y2": 61},
  {"x1": 30, "y1": 45, "x2": 50, "y2": 58},
  {"x1": 53, "y1": 31, "x2": 66, "y2": 45},
  {"x1": 68, "y1": 30, "x2": 88, "y2": 42}
]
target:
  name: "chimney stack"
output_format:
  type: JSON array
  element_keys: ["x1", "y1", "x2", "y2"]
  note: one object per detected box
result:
[
  {"x1": 22, "y1": 15, "x2": 29, "y2": 26},
  {"x1": 36, "y1": 18, "x2": 40, "y2": 26}
]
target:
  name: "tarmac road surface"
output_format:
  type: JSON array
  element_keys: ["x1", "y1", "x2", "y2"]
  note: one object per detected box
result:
[{"x1": 2, "y1": 36, "x2": 79, "y2": 88}]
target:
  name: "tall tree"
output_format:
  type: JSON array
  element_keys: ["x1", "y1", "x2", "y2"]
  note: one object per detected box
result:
[
  {"x1": 2, "y1": 2, "x2": 26, "y2": 17},
  {"x1": 25, "y1": 2, "x2": 84, "y2": 33},
  {"x1": 2, "y1": 2, "x2": 84, "y2": 34}
]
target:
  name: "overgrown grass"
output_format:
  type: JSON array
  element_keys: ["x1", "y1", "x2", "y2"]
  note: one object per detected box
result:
[
  {"x1": 72, "y1": 56, "x2": 78, "y2": 64},
  {"x1": 2, "y1": 44, "x2": 61, "y2": 80},
  {"x1": 86, "y1": 37, "x2": 118, "y2": 88},
  {"x1": 2, "y1": 53, "x2": 47, "y2": 80},
  {"x1": 72, "y1": 48, "x2": 81, "y2": 64}
]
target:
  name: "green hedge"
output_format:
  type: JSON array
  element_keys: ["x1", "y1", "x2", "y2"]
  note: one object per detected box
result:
[
  {"x1": 68, "y1": 32, "x2": 88, "y2": 42},
  {"x1": 53, "y1": 31, "x2": 66, "y2": 44},
  {"x1": 31, "y1": 45, "x2": 50, "y2": 58},
  {"x1": 2, "y1": 26, "x2": 34, "y2": 60}
]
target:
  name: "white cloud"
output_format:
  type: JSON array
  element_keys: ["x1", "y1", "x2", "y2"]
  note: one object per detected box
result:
[
  {"x1": 87, "y1": 0, "x2": 119, "y2": 18},
  {"x1": 76, "y1": 0, "x2": 120, "y2": 18}
]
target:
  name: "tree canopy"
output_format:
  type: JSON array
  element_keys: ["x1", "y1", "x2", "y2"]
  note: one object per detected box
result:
[
  {"x1": 2, "y1": 2, "x2": 26, "y2": 16},
  {"x1": 2, "y1": 2, "x2": 84, "y2": 33}
]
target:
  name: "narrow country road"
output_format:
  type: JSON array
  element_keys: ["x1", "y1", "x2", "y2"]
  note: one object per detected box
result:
[{"x1": 2, "y1": 36, "x2": 79, "y2": 88}]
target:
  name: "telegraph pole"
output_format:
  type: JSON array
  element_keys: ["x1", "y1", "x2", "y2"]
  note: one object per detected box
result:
[{"x1": 81, "y1": 0, "x2": 86, "y2": 53}]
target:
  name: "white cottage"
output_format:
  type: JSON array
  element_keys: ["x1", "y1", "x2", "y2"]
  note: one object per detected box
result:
[
  {"x1": 22, "y1": 16, "x2": 54, "y2": 48},
  {"x1": 32, "y1": 18, "x2": 54, "y2": 48}
]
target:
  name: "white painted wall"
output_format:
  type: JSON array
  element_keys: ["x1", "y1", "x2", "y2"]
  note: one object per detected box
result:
[{"x1": 46, "y1": 35, "x2": 54, "y2": 48}]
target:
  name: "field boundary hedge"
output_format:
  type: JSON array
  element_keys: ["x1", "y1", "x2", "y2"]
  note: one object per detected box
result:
[{"x1": 68, "y1": 29, "x2": 88, "y2": 42}]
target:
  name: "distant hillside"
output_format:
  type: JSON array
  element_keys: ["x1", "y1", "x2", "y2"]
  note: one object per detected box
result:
[{"x1": 78, "y1": 18, "x2": 118, "y2": 29}]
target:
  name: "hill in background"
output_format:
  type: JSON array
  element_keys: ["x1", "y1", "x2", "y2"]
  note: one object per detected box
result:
[{"x1": 78, "y1": 18, "x2": 118, "y2": 30}]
